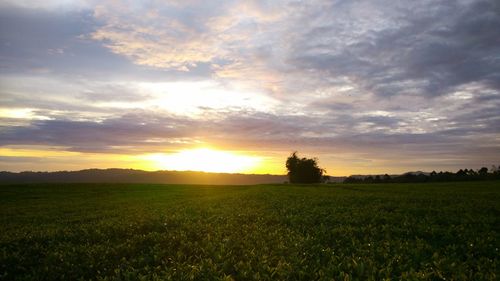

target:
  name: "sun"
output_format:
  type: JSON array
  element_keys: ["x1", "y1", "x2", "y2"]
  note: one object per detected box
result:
[{"x1": 144, "y1": 148, "x2": 262, "y2": 173}]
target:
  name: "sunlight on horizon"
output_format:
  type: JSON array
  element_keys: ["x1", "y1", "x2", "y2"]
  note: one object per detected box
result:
[
  {"x1": 0, "y1": 146, "x2": 286, "y2": 175},
  {"x1": 143, "y1": 148, "x2": 263, "y2": 173}
]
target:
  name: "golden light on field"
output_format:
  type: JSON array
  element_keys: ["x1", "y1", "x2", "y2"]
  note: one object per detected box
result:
[{"x1": 143, "y1": 148, "x2": 262, "y2": 173}]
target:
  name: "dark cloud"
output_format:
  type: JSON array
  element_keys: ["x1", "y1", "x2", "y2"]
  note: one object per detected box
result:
[
  {"x1": 288, "y1": 0, "x2": 500, "y2": 98},
  {"x1": 0, "y1": 102, "x2": 498, "y2": 172},
  {"x1": 0, "y1": 112, "x2": 196, "y2": 153},
  {"x1": 0, "y1": 5, "x2": 114, "y2": 74}
]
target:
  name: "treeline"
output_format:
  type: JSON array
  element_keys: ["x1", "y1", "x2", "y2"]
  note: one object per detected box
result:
[
  {"x1": 0, "y1": 169, "x2": 287, "y2": 185},
  {"x1": 344, "y1": 166, "x2": 500, "y2": 183}
]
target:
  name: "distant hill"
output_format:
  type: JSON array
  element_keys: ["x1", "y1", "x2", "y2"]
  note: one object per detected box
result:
[
  {"x1": 349, "y1": 174, "x2": 398, "y2": 179},
  {"x1": 349, "y1": 171, "x2": 429, "y2": 179},
  {"x1": 0, "y1": 169, "x2": 288, "y2": 185},
  {"x1": 403, "y1": 171, "x2": 431, "y2": 176}
]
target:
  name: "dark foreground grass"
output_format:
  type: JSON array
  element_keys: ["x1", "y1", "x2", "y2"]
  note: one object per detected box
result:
[{"x1": 0, "y1": 182, "x2": 499, "y2": 280}]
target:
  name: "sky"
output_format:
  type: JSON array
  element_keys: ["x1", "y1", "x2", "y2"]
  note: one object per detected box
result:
[{"x1": 0, "y1": 0, "x2": 499, "y2": 176}]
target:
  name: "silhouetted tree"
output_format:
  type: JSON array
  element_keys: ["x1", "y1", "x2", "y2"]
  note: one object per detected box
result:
[
  {"x1": 493, "y1": 165, "x2": 500, "y2": 179},
  {"x1": 364, "y1": 176, "x2": 374, "y2": 183},
  {"x1": 456, "y1": 169, "x2": 467, "y2": 177},
  {"x1": 383, "y1": 174, "x2": 391, "y2": 182},
  {"x1": 492, "y1": 165, "x2": 499, "y2": 177},
  {"x1": 467, "y1": 169, "x2": 477, "y2": 176},
  {"x1": 478, "y1": 167, "x2": 488, "y2": 176},
  {"x1": 286, "y1": 152, "x2": 326, "y2": 183}
]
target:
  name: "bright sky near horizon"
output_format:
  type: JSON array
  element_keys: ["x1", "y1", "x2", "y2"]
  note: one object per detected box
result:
[{"x1": 0, "y1": 0, "x2": 499, "y2": 176}]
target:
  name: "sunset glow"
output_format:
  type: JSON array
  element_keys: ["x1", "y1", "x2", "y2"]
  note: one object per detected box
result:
[{"x1": 143, "y1": 148, "x2": 262, "y2": 173}]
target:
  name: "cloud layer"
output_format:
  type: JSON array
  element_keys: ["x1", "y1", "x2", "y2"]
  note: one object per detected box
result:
[{"x1": 0, "y1": 0, "x2": 499, "y2": 174}]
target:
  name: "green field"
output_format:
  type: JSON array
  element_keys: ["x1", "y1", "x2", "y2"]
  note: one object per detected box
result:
[{"x1": 1, "y1": 182, "x2": 499, "y2": 280}]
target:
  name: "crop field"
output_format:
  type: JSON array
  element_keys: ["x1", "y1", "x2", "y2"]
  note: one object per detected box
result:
[{"x1": 0, "y1": 182, "x2": 499, "y2": 280}]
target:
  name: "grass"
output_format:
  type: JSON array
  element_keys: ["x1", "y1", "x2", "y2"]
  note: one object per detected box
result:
[{"x1": 0, "y1": 182, "x2": 499, "y2": 280}]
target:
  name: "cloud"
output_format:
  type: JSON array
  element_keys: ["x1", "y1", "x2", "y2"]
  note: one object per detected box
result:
[
  {"x1": 0, "y1": 4, "x2": 133, "y2": 78},
  {"x1": 0, "y1": 0, "x2": 90, "y2": 11},
  {"x1": 1, "y1": 0, "x2": 499, "y2": 173},
  {"x1": 89, "y1": 1, "x2": 223, "y2": 70},
  {"x1": 1, "y1": 105, "x2": 497, "y2": 163},
  {"x1": 86, "y1": 0, "x2": 292, "y2": 94},
  {"x1": 0, "y1": 111, "x2": 198, "y2": 153},
  {"x1": 85, "y1": 0, "x2": 500, "y2": 104},
  {"x1": 0, "y1": 4, "x2": 213, "y2": 82},
  {"x1": 288, "y1": 0, "x2": 500, "y2": 98}
]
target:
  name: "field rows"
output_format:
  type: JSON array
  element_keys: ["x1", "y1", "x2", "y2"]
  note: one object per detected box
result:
[{"x1": 0, "y1": 182, "x2": 499, "y2": 280}]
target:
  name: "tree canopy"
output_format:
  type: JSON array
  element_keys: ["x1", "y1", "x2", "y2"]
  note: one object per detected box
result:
[{"x1": 286, "y1": 152, "x2": 326, "y2": 184}]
